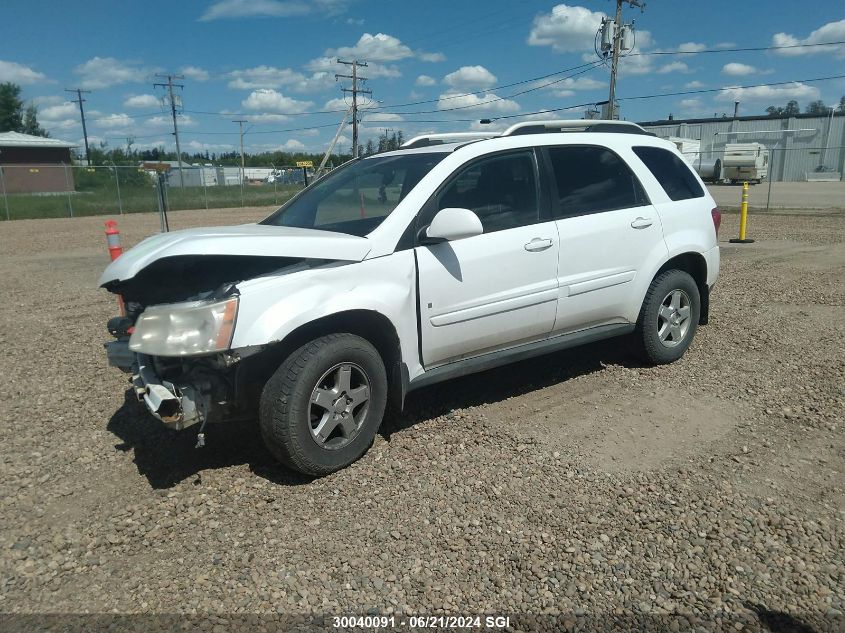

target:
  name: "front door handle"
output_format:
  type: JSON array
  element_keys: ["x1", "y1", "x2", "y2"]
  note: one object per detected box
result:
[
  {"x1": 524, "y1": 237, "x2": 554, "y2": 252},
  {"x1": 631, "y1": 217, "x2": 653, "y2": 229}
]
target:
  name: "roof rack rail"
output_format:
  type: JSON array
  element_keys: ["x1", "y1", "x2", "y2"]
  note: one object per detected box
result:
[
  {"x1": 401, "y1": 132, "x2": 498, "y2": 149},
  {"x1": 501, "y1": 119, "x2": 654, "y2": 137}
]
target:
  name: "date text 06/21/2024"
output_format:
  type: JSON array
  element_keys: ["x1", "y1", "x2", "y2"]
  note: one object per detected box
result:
[{"x1": 332, "y1": 615, "x2": 512, "y2": 629}]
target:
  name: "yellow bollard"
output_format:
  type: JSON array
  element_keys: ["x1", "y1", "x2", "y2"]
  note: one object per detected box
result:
[{"x1": 729, "y1": 181, "x2": 755, "y2": 244}]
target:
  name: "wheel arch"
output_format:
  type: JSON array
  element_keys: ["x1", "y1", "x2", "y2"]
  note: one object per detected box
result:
[
  {"x1": 235, "y1": 309, "x2": 407, "y2": 415},
  {"x1": 654, "y1": 251, "x2": 710, "y2": 324}
]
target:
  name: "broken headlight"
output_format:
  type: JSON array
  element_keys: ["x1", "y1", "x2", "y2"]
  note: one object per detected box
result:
[{"x1": 129, "y1": 296, "x2": 238, "y2": 357}]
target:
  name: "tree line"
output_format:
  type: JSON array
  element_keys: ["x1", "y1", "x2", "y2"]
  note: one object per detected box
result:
[{"x1": 766, "y1": 96, "x2": 845, "y2": 117}]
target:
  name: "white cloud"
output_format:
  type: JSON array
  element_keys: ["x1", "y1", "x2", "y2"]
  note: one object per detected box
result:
[
  {"x1": 283, "y1": 139, "x2": 307, "y2": 150},
  {"x1": 657, "y1": 61, "x2": 691, "y2": 74},
  {"x1": 716, "y1": 82, "x2": 820, "y2": 103},
  {"x1": 187, "y1": 140, "x2": 235, "y2": 152},
  {"x1": 227, "y1": 65, "x2": 333, "y2": 92},
  {"x1": 200, "y1": 0, "x2": 346, "y2": 21},
  {"x1": 331, "y1": 32, "x2": 413, "y2": 62},
  {"x1": 528, "y1": 4, "x2": 605, "y2": 53},
  {"x1": 305, "y1": 55, "x2": 400, "y2": 79},
  {"x1": 39, "y1": 102, "x2": 78, "y2": 121},
  {"x1": 323, "y1": 96, "x2": 376, "y2": 111},
  {"x1": 181, "y1": 66, "x2": 210, "y2": 81},
  {"x1": 548, "y1": 76, "x2": 605, "y2": 91},
  {"x1": 677, "y1": 42, "x2": 706, "y2": 53},
  {"x1": 0, "y1": 60, "x2": 49, "y2": 84},
  {"x1": 242, "y1": 113, "x2": 291, "y2": 123},
  {"x1": 363, "y1": 112, "x2": 403, "y2": 122},
  {"x1": 553, "y1": 89, "x2": 576, "y2": 98},
  {"x1": 684, "y1": 80, "x2": 706, "y2": 89},
  {"x1": 722, "y1": 62, "x2": 757, "y2": 76},
  {"x1": 242, "y1": 89, "x2": 314, "y2": 113},
  {"x1": 443, "y1": 65, "x2": 497, "y2": 91},
  {"x1": 679, "y1": 98, "x2": 703, "y2": 109},
  {"x1": 123, "y1": 94, "x2": 160, "y2": 108},
  {"x1": 346, "y1": 17, "x2": 364, "y2": 26},
  {"x1": 772, "y1": 19, "x2": 845, "y2": 58},
  {"x1": 74, "y1": 57, "x2": 152, "y2": 89},
  {"x1": 147, "y1": 114, "x2": 197, "y2": 127},
  {"x1": 436, "y1": 91, "x2": 520, "y2": 114},
  {"x1": 418, "y1": 52, "x2": 446, "y2": 63},
  {"x1": 415, "y1": 74, "x2": 436, "y2": 87},
  {"x1": 94, "y1": 113, "x2": 135, "y2": 129}
]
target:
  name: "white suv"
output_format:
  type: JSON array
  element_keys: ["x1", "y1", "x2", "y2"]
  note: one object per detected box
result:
[{"x1": 101, "y1": 120, "x2": 720, "y2": 476}]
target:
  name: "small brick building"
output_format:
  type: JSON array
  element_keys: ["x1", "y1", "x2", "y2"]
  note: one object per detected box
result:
[{"x1": 0, "y1": 132, "x2": 77, "y2": 193}]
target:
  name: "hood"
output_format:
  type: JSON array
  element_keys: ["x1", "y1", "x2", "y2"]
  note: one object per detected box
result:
[{"x1": 99, "y1": 223, "x2": 371, "y2": 285}]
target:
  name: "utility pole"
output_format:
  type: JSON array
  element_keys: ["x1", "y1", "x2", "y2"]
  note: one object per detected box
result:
[
  {"x1": 336, "y1": 59, "x2": 372, "y2": 158},
  {"x1": 233, "y1": 119, "x2": 248, "y2": 207},
  {"x1": 154, "y1": 73, "x2": 185, "y2": 187},
  {"x1": 65, "y1": 88, "x2": 91, "y2": 165},
  {"x1": 601, "y1": 0, "x2": 644, "y2": 120}
]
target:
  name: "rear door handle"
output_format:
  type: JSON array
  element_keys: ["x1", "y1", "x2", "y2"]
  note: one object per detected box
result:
[
  {"x1": 631, "y1": 217, "x2": 653, "y2": 229},
  {"x1": 524, "y1": 237, "x2": 554, "y2": 252}
]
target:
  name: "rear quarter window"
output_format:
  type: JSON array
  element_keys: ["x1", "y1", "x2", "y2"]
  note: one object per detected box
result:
[{"x1": 633, "y1": 146, "x2": 704, "y2": 201}]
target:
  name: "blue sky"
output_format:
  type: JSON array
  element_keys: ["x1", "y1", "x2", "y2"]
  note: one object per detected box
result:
[{"x1": 2, "y1": 0, "x2": 843, "y2": 156}]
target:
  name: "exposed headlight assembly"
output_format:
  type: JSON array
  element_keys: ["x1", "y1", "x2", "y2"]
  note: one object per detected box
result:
[{"x1": 129, "y1": 296, "x2": 238, "y2": 356}]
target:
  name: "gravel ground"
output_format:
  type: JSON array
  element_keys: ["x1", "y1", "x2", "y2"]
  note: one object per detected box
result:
[{"x1": 0, "y1": 208, "x2": 843, "y2": 632}]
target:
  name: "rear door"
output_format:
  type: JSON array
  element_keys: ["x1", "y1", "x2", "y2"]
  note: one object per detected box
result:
[
  {"x1": 415, "y1": 149, "x2": 560, "y2": 367},
  {"x1": 542, "y1": 144, "x2": 668, "y2": 333}
]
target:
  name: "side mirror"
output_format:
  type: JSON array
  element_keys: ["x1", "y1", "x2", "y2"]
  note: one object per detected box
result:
[{"x1": 424, "y1": 207, "x2": 483, "y2": 242}]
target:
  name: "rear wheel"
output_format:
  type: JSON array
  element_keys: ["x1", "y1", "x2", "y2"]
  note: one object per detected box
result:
[
  {"x1": 635, "y1": 270, "x2": 700, "y2": 365},
  {"x1": 259, "y1": 334, "x2": 387, "y2": 476}
]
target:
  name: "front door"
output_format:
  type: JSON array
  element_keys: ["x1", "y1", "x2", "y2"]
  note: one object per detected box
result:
[{"x1": 415, "y1": 150, "x2": 559, "y2": 367}]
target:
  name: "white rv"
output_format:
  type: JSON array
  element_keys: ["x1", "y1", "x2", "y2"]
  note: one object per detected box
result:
[{"x1": 722, "y1": 143, "x2": 769, "y2": 184}]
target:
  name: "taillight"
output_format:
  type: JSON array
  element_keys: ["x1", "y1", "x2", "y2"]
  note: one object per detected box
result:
[{"x1": 711, "y1": 207, "x2": 722, "y2": 237}]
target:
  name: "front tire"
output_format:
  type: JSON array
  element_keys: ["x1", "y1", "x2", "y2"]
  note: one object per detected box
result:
[
  {"x1": 635, "y1": 270, "x2": 700, "y2": 365},
  {"x1": 259, "y1": 334, "x2": 387, "y2": 476}
]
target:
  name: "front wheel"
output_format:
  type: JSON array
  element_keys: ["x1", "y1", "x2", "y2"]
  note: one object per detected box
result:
[
  {"x1": 635, "y1": 270, "x2": 701, "y2": 365},
  {"x1": 259, "y1": 334, "x2": 387, "y2": 476}
]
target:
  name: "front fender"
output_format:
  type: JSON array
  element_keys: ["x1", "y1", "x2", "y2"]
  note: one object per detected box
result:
[{"x1": 231, "y1": 252, "x2": 420, "y2": 373}]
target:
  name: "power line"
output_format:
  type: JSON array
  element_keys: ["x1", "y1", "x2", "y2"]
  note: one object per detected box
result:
[
  {"x1": 154, "y1": 73, "x2": 186, "y2": 188},
  {"x1": 65, "y1": 88, "x2": 92, "y2": 164}
]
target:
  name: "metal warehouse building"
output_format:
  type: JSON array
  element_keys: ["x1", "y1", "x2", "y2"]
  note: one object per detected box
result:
[
  {"x1": 0, "y1": 131, "x2": 77, "y2": 193},
  {"x1": 637, "y1": 112, "x2": 844, "y2": 182}
]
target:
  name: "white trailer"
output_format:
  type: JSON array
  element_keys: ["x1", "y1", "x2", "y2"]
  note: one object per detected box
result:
[{"x1": 722, "y1": 143, "x2": 769, "y2": 184}]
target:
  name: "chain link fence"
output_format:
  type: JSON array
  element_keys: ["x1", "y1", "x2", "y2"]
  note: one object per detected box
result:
[
  {"x1": 0, "y1": 164, "x2": 309, "y2": 221},
  {"x1": 0, "y1": 151, "x2": 842, "y2": 221}
]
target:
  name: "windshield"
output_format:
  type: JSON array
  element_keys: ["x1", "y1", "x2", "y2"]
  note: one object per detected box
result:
[{"x1": 261, "y1": 152, "x2": 448, "y2": 236}]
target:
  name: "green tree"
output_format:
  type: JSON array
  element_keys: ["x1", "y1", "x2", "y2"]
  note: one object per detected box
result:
[
  {"x1": 784, "y1": 100, "x2": 800, "y2": 116},
  {"x1": 0, "y1": 82, "x2": 24, "y2": 131},
  {"x1": 22, "y1": 104, "x2": 48, "y2": 137},
  {"x1": 805, "y1": 100, "x2": 828, "y2": 115},
  {"x1": 838, "y1": 96, "x2": 845, "y2": 112}
]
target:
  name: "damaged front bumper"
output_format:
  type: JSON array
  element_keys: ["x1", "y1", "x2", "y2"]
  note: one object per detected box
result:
[
  {"x1": 131, "y1": 355, "x2": 208, "y2": 431},
  {"x1": 105, "y1": 341, "x2": 211, "y2": 431}
]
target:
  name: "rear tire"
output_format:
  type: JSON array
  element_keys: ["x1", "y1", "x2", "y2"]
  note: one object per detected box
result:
[
  {"x1": 259, "y1": 334, "x2": 387, "y2": 476},
  {"x1": 635, "y1": 270, "x2": 700, "y2": 365}
]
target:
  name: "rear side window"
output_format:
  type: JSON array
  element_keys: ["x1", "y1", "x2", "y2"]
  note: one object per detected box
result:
[
  {"x1": 633, "y1": 146, "x2": 704, "y2": 201},
  {"x1": 546, "y1": 146, "x2": 648, "y2": 218}
]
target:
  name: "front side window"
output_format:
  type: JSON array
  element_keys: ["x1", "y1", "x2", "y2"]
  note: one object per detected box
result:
[
  {"x1": 432, "y1": 151, "x2": 539, "y2": 234},
  {"x1": 261, "y1": 152, "x2": 447, "y2": 236},
  {"x1": 632, "y1": 146, "x2": 704, "y2": 201},
  {"x1": 546, "y1": 146, "x2": 648, "y2": 218}
]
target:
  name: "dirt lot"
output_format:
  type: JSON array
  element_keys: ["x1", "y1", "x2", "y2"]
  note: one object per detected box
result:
[{"x1": 0, "y1": 208, "x2": 843, "y2": 632}]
